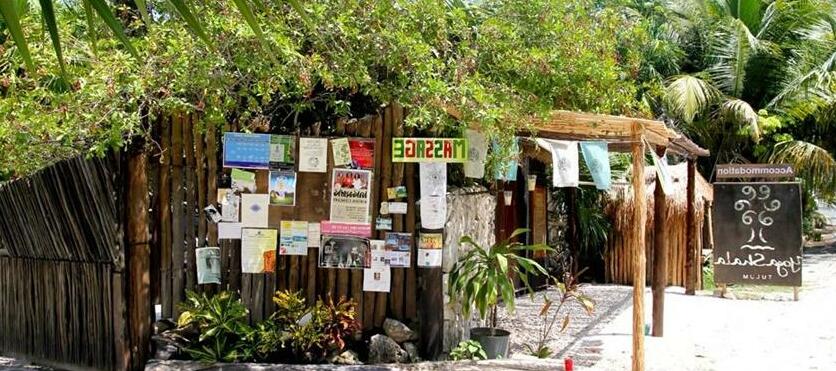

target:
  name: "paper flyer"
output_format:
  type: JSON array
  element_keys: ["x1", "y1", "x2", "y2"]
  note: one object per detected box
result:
[
  {"x1": 218, "y1": 222, "x2": 242, "y2": 240},
  {"x1": 384, "y1": 232, "x2": 412, "y2": 268},
  {"x1": 363, "y1": 267, "x2": 391, "y2": 292},
  {"x1": 419, "y1": 162, "x2": 447, "y2": 229},
  {"x1": 241, "y1": 194, "x2": 270, "y2": 228},
  {"x1": 280, "y1": 221, "x2": 309, "y2": 255},
  {"x1": 241, "y1": 228, "x2": 277, "y2": 273},
  {"x1": 464, "y1": 129, "x2": 488, "y2": 178},
  {"x1": 269, "y1": 135, "x2": 295, "y2": 165},
  {"x1": 307, "y1": 222, "x2": 321, "y2": 247},
  {"x1": 319, "y1": 235, "x2": 371, "y2": 269},
  {"x1": 196, "y1": 247, "x2": 222, "y2": 284},
  {"x1": 348, "y1": 138, "x2": 375, "y2": 169},
  {"x1": 321, "y1": 221, "x2": 372, "y2": 237},
  {"x1": 217, "y1": 188, "x2": 240, "y2": 222},
  {"x1": 417, "y1": 232, "x2": 443, "y2": 267},
  {"x1": 387, "y1": 186, "x2": 407, "y2": 200},
  {"x1": 298, "y1": 137, "x2": 328, "y2": 173},
  {"x1": 223, "y1": 132, "x2": 270, "y2": 169},
  {"x1": 231, "y1": 168, "x2": 256, "y2": 193},
  {"x1": 388, "y1": 202, "x2": 407, "y2": 214},
  {"x1": 417, "y1": 249, "x2": 442, "y2": 267},
  {"x1": 330, "y1": 169, "x2": 372, "y2": 224},
  {"x1": 331, "y1": 138, "x2": 352, "y2": 166},
  {"x1": 375, "y1": 216, "x2": 393, "y2": 231},
  {"x1": 269, "y1": 170, "x2": 297, "y2": 206}
]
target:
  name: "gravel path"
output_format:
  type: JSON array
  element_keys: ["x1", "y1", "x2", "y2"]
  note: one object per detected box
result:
[{"x1": 571, "y1": 245, "x2": 836, "y2": 370}]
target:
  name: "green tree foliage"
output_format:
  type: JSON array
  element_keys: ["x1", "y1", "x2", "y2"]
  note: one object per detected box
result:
[{"x1": 0, "y1": 0, "x2": 649, "y2": 179}]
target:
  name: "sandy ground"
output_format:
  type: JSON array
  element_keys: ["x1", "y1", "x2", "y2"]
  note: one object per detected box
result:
[{"x1": 568, "y1": 245, "x2": 836, "y2": 371}]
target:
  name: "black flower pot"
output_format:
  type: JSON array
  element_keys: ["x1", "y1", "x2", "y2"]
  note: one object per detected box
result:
[{"x1": 470, "y1": 327, "x2": 510, "y2": 359}]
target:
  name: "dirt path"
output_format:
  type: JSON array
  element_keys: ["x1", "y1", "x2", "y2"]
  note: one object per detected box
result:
[{"x1": 569, "y1": 245, "x2": 836, "y2": 370}]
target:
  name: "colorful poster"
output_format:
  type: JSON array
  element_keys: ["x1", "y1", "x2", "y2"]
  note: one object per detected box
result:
[
  {"x1": 263, "y1": 250, "x2": 276, "y2": 273},
  {"x1": 370, "y1": 239, "x2": 388, "y2": 267},
  {"x1": 231, "y1": 169, "x2": 256, "y2": 193},
  {"x1": 321, "y1": 221, "x2": 372, "y2": 237},
  {"x1": 307, "y1": 222, "x2": 321, "y2": 247},
  {"x1": 363, "y1": 267, "x2": 391, "y2": 292},
  {"x1": 280, "y1": 221, "x2": 309, "y2": 255},
  {"x1": 580, "y1": 141, "x2": 611, "y2": 190},
  {"x1": 387, "y1": 186, "x2": 407, "y2": 200},
  {"x1": 375, "y1": 216, "x2": 393, "y2": 231},
  {"x1": 298, "y1": 137, "x2": 328, "y2": 173},
  {"x1": 392, "y1": 138, "x2": 468, "y2": 163},
  {"x1": 319, "y1": 235, "x2": 371, "y2": 269},
  {"x1": 420, "y1": 163, "x2": 447, "y2": 229},
  {"x1": 331, "y1": 138, "x2": 352, "y2": 166},
  {"x1": 217, "y1": 188, "x2": 240, "y2": 222},
  {"x1": 385, "y1": 232, "x2": 412, "y2": 268},
  {"x1": 218, "y1": 222, "x2": 242, "y2": 240},
  {"x1": 348, "y1": 138, "x2": 375, "y2": 169},
  {"x1": 241, "y1": 228, "x2": 277, "y2": 273},
  {"x1": 241, "y1": 194, "x2": 269, "y2": 228},
  {"x1": 269, "y1": 170, "x2": 297, "y2": 206},
  {"x1": 418, "y1": 232, "x2": 443, "y2": 267},
  {"x1": 388, "y1": 202, "x2": 407, "y2": 214},
  {"x1": 330, "y1": 169, "x2": 372, "y2": 224},
  {"x1": 223, "y1": 132, "x2": 271, "y2": 169},
  {"x1": 270, "y1": 135, "x2": 295, "y2": 165},
  {"x1": 464, "y1": 129, "x2": 488, "y2": 178},
  {"x1": 196, "y1": 247, "x2": 221, "y2": 284}
]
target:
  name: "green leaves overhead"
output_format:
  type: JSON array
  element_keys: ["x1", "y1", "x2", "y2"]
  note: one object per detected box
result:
[
  {"x1": 168, "y1": 0, "x2": 214, "y2": 50},
  {"x1": 38, "y1": 0, "x2": 65, "y2": 77},
  {"x1": 0, "y1": 0, "x2": 34, "y2": 71}
]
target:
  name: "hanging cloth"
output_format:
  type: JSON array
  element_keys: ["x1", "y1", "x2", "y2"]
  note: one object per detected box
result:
[
  {"x1": 464, "y1": 129, "x2": 488, "y2": 179},
  {"x1": 580, "y1": 141, "x2": 612, "y2": 190},
  {"x1": 536, "y1": 139, "x2": 579, "y2": 188},
  {"x1": 647, "y1": 142, "x2": 673, "y2": 195}
]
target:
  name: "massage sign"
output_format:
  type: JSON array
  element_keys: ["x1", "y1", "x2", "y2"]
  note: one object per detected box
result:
[
  {"x1": 712, "y1": 183, "x2": 803, "y2": 286},
  {"x1": 392, "y1": 137, "x2": 468, "y2": 163}
]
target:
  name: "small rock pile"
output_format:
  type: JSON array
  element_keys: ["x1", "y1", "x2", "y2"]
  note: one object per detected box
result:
[{"x1": 367, "y1": 318, "x2": 421, "y2": 364}]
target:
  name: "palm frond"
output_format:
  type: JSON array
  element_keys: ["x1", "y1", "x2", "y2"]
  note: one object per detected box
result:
[
  {"x1": 87, "y1": 0, "x2": 139, "y2": 59},
  {"x1": 768, "y1": 49, "x2": 836, "y2": 120},
  {"x1": 769, "y1": 140, "x2": 836, "y2": 198},
  {"x1": 721, "y1": 98, "x2": 760, "y2": 141},
  {"x1": 0, "y1": 0, "x2": 35, "y2": 71},
  {"x1": 38, "y1": 0, "x2": 66, "y2": 78},
  {"x1": 707, "y1": 18, "x2": 759, "y2": 97},
  {"x1": 664, "y1": 74, "x2": 720, "y2": 124}
]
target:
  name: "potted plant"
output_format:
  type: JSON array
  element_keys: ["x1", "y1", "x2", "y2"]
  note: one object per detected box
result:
[{"x1": 448, "y1": 228, "x2": 552, "y2": 359}]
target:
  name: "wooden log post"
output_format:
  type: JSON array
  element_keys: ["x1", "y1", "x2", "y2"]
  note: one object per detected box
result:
[
  {"x1": 630, "y1": 125, "x2": 646, "y2": 371},
  {"x1": 127, "y1": 145, "x2": 151, "y2": 370},
  {"x1": 651, "y1": 146, "x2": 667, "y2": 337},
  {"x1": 685, "y1": 159, "x2": 697, "y2": 295}
]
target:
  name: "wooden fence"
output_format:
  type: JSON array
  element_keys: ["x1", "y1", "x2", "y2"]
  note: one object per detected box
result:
[
  {"x1": 0, "y1": 155, "x2": 129, "y2": 370},
  {"x1": 150, "y1": 104, "x2": 426, "y2": 331}
]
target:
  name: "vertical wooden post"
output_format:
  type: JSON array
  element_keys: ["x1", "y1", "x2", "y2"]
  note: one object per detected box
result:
[
  {"x1": 685, "y1": 159, "x2": 697, "y2": 295},
  {"x1": 651, "y1": 146, "x2": 667, "y2": 337},
  {"x1": 630, "y1": 125, "x2": 646, "y2": 371},
  {"x1": 566, "y1": 187, "x2": 579, "y2": 275},
  {"x1": 127, "y1": 146, "x2": 151, "y2": 371}
]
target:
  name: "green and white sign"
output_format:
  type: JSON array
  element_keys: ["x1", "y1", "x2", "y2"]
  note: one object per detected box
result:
[{"x1": 392, "y1": 137, "x2": 468, "y2": 163}]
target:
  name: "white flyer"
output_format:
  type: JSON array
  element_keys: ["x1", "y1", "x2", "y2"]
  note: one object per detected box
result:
[
  {"x1": 240, "y1": 194, "x2": 269, "y2": 228},
  {"x1": 298, "y1": 137, "x2": 328, "y2": 173}
]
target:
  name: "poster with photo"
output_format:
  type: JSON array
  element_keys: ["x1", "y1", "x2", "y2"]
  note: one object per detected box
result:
[
  {"x1": 217, "y1": 188, "x2": 240, "y2": 222},
  {"x1": 418, "y1": 232, "x2": 443, "y2": 267},
  {"x1": 330, "y1": 169, "x2": 372, "y2": 224},
  {"x1": 231, "y1": 168, "x2": 256, "y2": 193},
  {"x1": 298, "y1": 137, "x2": 328, "y2": 173},
  {"x1": 363, "y1": 267, "x2": 391, "y2": 292},
  {"x1": 375, "y1": 216, "x2": 393, "y2": 231},
  {"x1": 387, "y1": 186, "x2": 407, "y2": 200},
  {"x1": 319, "y1": 235, "x2": 371, "y2": 269},
  {"x1": 270, "y1": 135, "x2": 295, "y2": 165},
  {"x1": 241, "y1": 194, "x2": 269, "y2": 228},
  {"x1": 348, "y1": 138, "x2": 375, "y2": 169},
  {"x1": 280, "y1": 221, "x2": 309, "y2": 255},
  {"x1": 385, "y1": 232, "x2": 412, "y2": 268},
  {"x1": 369, "y1": 240, "x2": 389, "y2": 268},
  {"x1": 241, "y1": 228, "x2": 277, "y2": 273},
  {"x1": 269, "y1": 170, "x2": 297, "y2": 206},
  {"x1": 418, "y1": 249, "x2": 442, "y2": 267},
  {"x1": 196, "y1": 247, "x2": 221, "y2": 284},
  {"x1": 331, "y1": 138, "x2": 351, "y2": 166}
]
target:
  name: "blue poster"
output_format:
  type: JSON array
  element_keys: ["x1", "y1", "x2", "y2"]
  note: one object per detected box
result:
[
  {"x1": 580, "y1": 141, "x2": 611, "y2": 190},
  {"x1": 223, "y1": 132, "x2": 271, "y2": 169}
]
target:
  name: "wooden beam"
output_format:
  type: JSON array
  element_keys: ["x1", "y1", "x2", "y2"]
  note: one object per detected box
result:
[
  {"x1": 630, "y1": 124, "x2": 646, "y2": 371},
  {"x1": 685, "y1": 159, "x2": 697, "y2": 295},
  {"x1": 127, "y1": 147, "x2": 151, "y2": 371},
  {"x1": 651, "y1": 146, "x2": 667, "y2": 337}
]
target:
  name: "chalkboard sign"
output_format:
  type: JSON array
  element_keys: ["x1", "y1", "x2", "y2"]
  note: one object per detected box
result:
[{"x1": 712, "y1": 182, "x2": 802, "y2": 286}]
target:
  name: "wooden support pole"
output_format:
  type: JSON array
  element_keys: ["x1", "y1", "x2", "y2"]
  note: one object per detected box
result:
[
  {"x1": 631, "y1": 126, "x2": 646, "y2": 371},
  {"x1": 567, "y1": 187, "x2": 579, "y2": 275},
  {"x1": 651, "y1": 146, "x2": 667, "y2": 337},
  {"x1": 685, "y1": 159, "x2": 697, "y2": 295},
  {"x1": 127, "y1": 147, "x2": 151, "y2": 371}
]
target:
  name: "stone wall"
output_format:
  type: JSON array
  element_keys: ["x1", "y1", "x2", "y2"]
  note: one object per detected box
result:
[{"x1": 442, "y1": 187, "x2": 496, "y2": 353}]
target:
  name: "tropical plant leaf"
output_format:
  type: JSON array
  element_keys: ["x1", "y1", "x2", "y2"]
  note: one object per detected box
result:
[
  {"x1": 168, "y1": 0, "x2": 214, "y2": 50},
  {"x1": 664, "y1": 74, "x2": 719, "y2": 123},
  {"x1": 560, "y1": 314, "x2": 570, "y2": 332},
  {"x1": 0, "y1": 0, "x2": 35, "y2": 71},
  {"x1": 87, "y1": 0, "x2": 139, "y2": 59},
  {"x1": 232, "y1": 0, "x2": 265, "y2": 40},
  {"x1": 82, "y1": 0, "x2": 98, "y2": 56},
  {"x1": 135, "y1": 0, "x2": 151, "y2": 25},
  {"x1": 37, "y1": 0, "x2": 66, "y2": 77},
  {"x1": 769, "y1": 140, "x2": 836, "y2": 198},
  {"x1": 721, "y1": 98, "x2": 760, "y2": 141},
  {"x1": 707, "y1": 18, "x2": 759, "y2": 97}
]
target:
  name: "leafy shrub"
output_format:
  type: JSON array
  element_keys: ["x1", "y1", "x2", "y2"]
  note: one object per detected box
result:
[
  {"x1": 176, "y1": 291, "x2": 255, "y2": 362},
  {"x1": 449, "y1": 340, "x2": 487, "y2": 361}
]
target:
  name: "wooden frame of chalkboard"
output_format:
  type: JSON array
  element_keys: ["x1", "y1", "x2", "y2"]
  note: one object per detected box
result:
[{"x1": 712, "y1": 181, "x2": 803, "y2": 292}]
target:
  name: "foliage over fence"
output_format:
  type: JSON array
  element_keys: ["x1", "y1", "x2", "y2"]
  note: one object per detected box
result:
[{"x1": 0, "y1": 0, "x2": 653, "y2": 179}]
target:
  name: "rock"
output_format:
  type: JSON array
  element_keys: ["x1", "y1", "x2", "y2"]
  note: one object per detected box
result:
[
  {"x1": 383, "y1": 318, "x2": 417, "y2": 343},
  {"x1": 403, "y1": 342, "x2": 421, "y2": 362},
  {"x1": 153, "y1": 343, "x2": 179, "y2": 360},
  {"x1": 328, "y1": 350, "x2": 363, "y2": 365},
  {"x1": 153, "y1": 319, "x2": 176, "y2": 335},
  {"x1": 368, "y1": 334, "x2": 409, "y2": 364}
]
